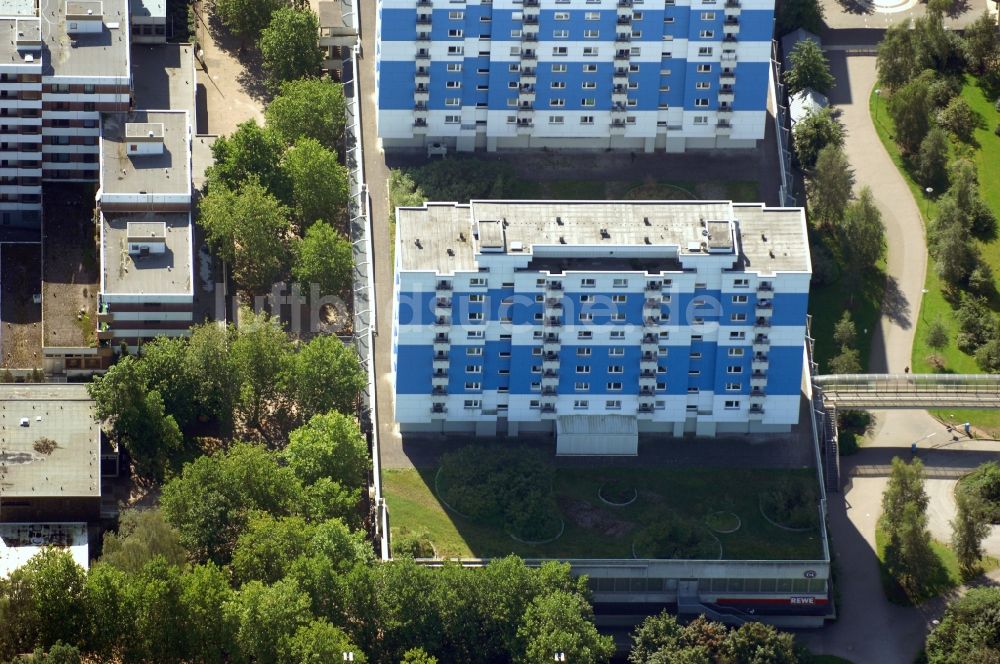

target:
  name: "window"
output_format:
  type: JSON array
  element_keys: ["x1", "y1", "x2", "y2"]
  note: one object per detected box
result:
[
  {"x1": 464, "y1": 400, "x2": 481, "y2": 409},
  {"x1": 695, "y1": 98, "x2": 709, "y2": 107},
  {"x1": 697, "y1": 64, "x2": 712, "y2": 73},
  {"x1": 448, "y1": 29, "x2": 463, "y2": 38},
  {"x1": 468, "y1": 312, "x2": 484, "y2": 321},
  {"x1": 509, "y1": 63, "x2": 520, "y2": 72},
  {"x1": 698, "y1": 47, "x2": 713, "y2": 57},
  {"x1": 727, "y1": 365, "x2": 743, "y2": 374},
  {"x1": 580, "y1": 294, "x2": 595, "y2": 303},
  {"x1": 582, "y1": 81, "x2": 596, "y2": 89},
  {"x1": 574, "y1": 400, "x2": 589, "y2": 409},
  {"x1": 444, "y1": 115, "x2": 460, "y2": 124},
  {"x1": 609, "y1": 365, "x2": 623, "y2": 374},
  {"x1": 585, "y1": 11, "x2": 600, "y2": 19},
  {"x1": 628, "y1": 81, "x2": 639, "y2": 89},
  {"x1": 508, "y1": 81, "x2": 518, "y2": 89},
  {"x1": 691, "y1": 334, "x2": 703, "y2": 341},
  {"x1": 610, "y1": 330, "x2": 625, "y2": 339},
  {"x1": 552, "y1": 64, "x2": 568, "y2": 73},
  {"x1": 606, "y1": 399, "x2": 622, "y2": 409},
  {"x1": 553, "y1": 46, "x2": 568, "y2": 56},
  {"x1": 729, "y1": 348, "x2": 745, "y2": 357},
  {"x1": 577, "y1": 366, "x2": 591, "y2": 374},
  {"x1": 499, "y1": 351, "x2": 511, "y2": 358},
  {"x1": 555, "y1": 11, "x2": 569, "y2": 19},
  {"x1": 445, "y1": 97, "x2": 461, "y2": 106},
  {"x1": 629, "y1": 63, "x2": 640, "y2": 72},
  {"x1": 583, "y1": 64, "x2": 597, "y2": 72},
  {"x1": 582, "y1": 278, "x2": 596, "y2": 288},
  {"x1": 607, "y1": 382, "x2": 622, "y2": 391},
  {"x1": 575, "y1": 382, "x2": 590, "y2": 391},
  {"x1": 481, "y1": 15, "x2": 492, "y2": 22},
  {"x1": 470, "y1": 277, "x2": 486, "y2": 287},
  {"x1": 696, "y1": 81, "x2": 711, "y2": 89},
  {"x1": 532, "y1": 347, "x2": 543, "y2": 356},
  {"x1": 447, "y1": 63, "x2": 462, "y2": 72},
  {"x1": 579, "y1": 313, "x2": 593, "y2": 322},
  {"x1": 509, "y1": 47, "x2": 520, "y2": 56},
  {"x1": 688, "y1": 388, "x2": 699, "y2": 394},
  {"x1": 580, "y1": 115, "x2": 595, "y2": 124},
  {"x1": 510, "y1": 29, "x2": 522, "y2": 38},
  {"x1": 702, "y1": 11, "x2": 716, "y2": 19},
  {"x1": 730, "y1": 331, "x2": 746, "y2": 340},
  {"x1": 726, "y1": 383, "x2": 741, "y2": 391},
  {"x1": 659, "y1": 84, "x2": 670, "y2": 92},
  {"x1": 693, "y1": 116, "x2": 709, "y2": 125},
  {"x1": 533, "y1": 313, "x2": 544, "y2": 321},
  {"x1": 551, "y1": 81, "x2": 566, "y2": 90},
  {"x1": 531, "y1": 365, "x2": 542, "y2": 374},
  {"x1": 468, "y1": 330, "x2": 484, "y2": 339},
  {"x1": 690, "y1": 352, "x2": 702, "y2": 359},
  {"x1": 610, "y1": 348, "x2": 625, "y2": 356},
  {"x1": 578, "y1": 330, "x2": 593, "y2": 340},
  {"x1": 506, "y1": 115, "x2": 516, "y2": 124},
  {"x1": 664, "y1": 16, "x2": 675, "y2": 23},
  {"x1": 577, "y1": 347, "x2": 592, "y2": 356},
  {"x1": 612, "y1": 295, "x2": 627, "y2": 303},
  {"x1": 725, "y1": 400, "x2": 740, "y2": 409},
  {"x1": 549, "y1": 116, "x2": 564, "y2": 124},
  {"x1": 581, "y1": 98, "x2": 595, "y2": 107},
  {"x1": 467, "y1": 347, "x2": 483, "y2": 356},
  {"x1": 466, "y1": 365, "x2": 482, "y2": 374},
  {"x1": 613, "y1": 278, "x2": 628, "y2": 288},
  {"x1": 689, "y1": 370, "x2": 700, "y2": 376},
  {"x1": 584, "y1": 29, "x2": 599, "y2": 38},
  {"x1": 627, "y1": 99, "x2": 638, "y2": 107},
  {"x1": 446, "y1": 80, "x2": 461, "y2": 88},
  {"x1": 465, "y1": 381, "x2": 481, "y2": 390},
  {"x1": 449, "y1": 10, "x2": 464, "y2": 19},
  {"x1": 553, "y1": 29, "x2": 569, "y2": 38},
  {"x1": 731, "y1": 313, "x2": 747, "y2": 322},
  {"x1": 530, "y1": 399, "x2": 540, "y2": 408},
  {"x1": 583, "y1": 46, "x2": 598, "y2": 56},
  {"x1": 734, "y1": 278, "x2": 750, "y2": 287},
  {"x1": 732, "y1": 295, "x2": 748, "y2": 303},
  {"x1": 550, "y1": 98, "x2": 565, "y2": 107}
]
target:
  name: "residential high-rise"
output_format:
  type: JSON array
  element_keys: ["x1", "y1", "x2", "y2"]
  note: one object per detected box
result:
[
  {"x1": 392, "y1": 200, "x2": 810, "y2": 454},
  {"x1": 375, "y1": 0, "x2": 772, "y2": 152}
]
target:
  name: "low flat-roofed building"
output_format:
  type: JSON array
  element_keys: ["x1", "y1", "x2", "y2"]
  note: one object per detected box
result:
[
  {"x1": 0, "y1": 522, "x2": 89, "y2": 577},
  {"x1": 130, "y1": 42, "x2": 196, "y2": 117},
  {"x1": 0, "y1": 384, "x2": 101, "y2": 522},
  {"x1": 99, "y1": 211, "x2": 193, "y2": 347},
  {"x1": 129, "y1": 0, "x2": 165, "y2": 43},
  {"x1": 99, "y1": 110, "x2": 191, "y2": 212}
]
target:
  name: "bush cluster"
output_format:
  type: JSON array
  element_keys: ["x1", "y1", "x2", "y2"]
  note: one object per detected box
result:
[{"x1": 760, "y1": 480, "x2": 819, "y2": 529}]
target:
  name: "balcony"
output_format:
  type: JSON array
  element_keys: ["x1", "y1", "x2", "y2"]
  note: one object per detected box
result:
[
  {"x1": 749, "y1": 405, "x2": 764, "y2": 417},
  {"x1": 523, "y1": 15, "x2": 539, "y2": 25},
  {"x1": 416, "y1": 50, "x2": 431, "y2": 63},
  {"x1": 416, "y1": 14, "x2": 431, "y2": 24},
  {"x1": 544, "y1": 317, "x2": 562, "y2": 329},
  {"x1": 723, "y1": 33, "x2": 738, "y2": 43},
  {"x1": 541, "y1": 386, "x2": 557, "y2": 396},
  {"x1": 520, "y1": 67, "x2": 536, "y2": 82},
  {"x1": 431, "y1": 386, "x2": 447, "y2": 396},
  {"x1": 436, "y1": 280, "x2": 452, "y2": 292},
  {"x1": 638, "y1": 404, "x2": 655, "y2": 413},
  {"x1": 413, "y1": 120, "x2": 428, "y2": 132},
  {"x1": 718, "y1": 104, "x2": 733, "y2": 115},
  {"x1": 611, "y1": 121, "x2": 627, "y2": 135},
  {"x1": 522, "y1": 51, "x2": 538, "y2": 63},
  {"x1": 416, "y1": 0, "x2": 431, "y2": 6},
  {"x1": 750, "y1": 388, "x2": 766, "y2": 398},
  {"x1": 752, "y1": 354, "x2": 768, "y2": 370},
  {"x1": 614, "y1": 68, "x2": 629, "y2": 81},
  {"x1": 516, "y1": 121, "x2": 533, "y2": 133},
  {"x1": 417, "y1": 32, "x2": 431, "y2": 41},
  {"x1": 521, "y1": 31, "x2": 539, "y2": 42},
  {"x1": 546, "y1": 280, "x2": 563, "y2": 292},
  {"x1": 640, "y1": 369, "x2": 656, "y2": 379},
  {"x1": 544, "y1": 297, "x2": 563, "y2": 309},
  {"x1": 645, "y1": 281, "x2": 662, "y2": 293},
  {"x1": 644, "y1": 316, "x2": 660, "y2": 327},
  {"x1": 617, "y1": 15, "x2": 632, "y2": 24},
  {"x1": 541, "y1": 404, "x2": 556, "y2": 414},
  {"x1": 435, "y1": 296, "x2": 451, "y2": 309},
  {"x1": 524, "y1": 0, "x2": 540, "y2": 6},
  {"x1": 415, "y1": 68, "x2": 429, "y2": 82},
  {"x1": 615, "y1": 33, "x2": 632, "y2": 46},
  {"x1": 755, "y1": 316, "x2": 771, "y2": 328},
  {"x1": 431, "y1": 405, "x2": 447, "y2": 417},
  {"x1": 618, "y1": 0, "x2": 633, "y2": 6},
  {"x1": 751, "y1": 370, "x2": 767, "y2": 380},
  {"x1": 613, "y1": 51, "x2": 631, "y2": 65},
  {"x1": 434, "y1": 316, "x2": 451, "y2": 328},
  {"x1": 758, "y1": 282, "x2": 774, "y2": 292}
]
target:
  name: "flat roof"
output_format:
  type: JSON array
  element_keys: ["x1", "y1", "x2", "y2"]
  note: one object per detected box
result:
[
  {"x1": 0, "y1": 384, "x2": 99, "y2": 499},
  {"x1": 102, "y1": 212, "x2": 192, "y2": 295},
  {"x1": 397, "y1": 201, "x2": 810, "y2": 275},
  {"x1": 0, "y1": 522, "x2": 88, "y2": 577},
  {"x1": 101, "y1": 110, "x2": 190, "y2": 196},
  {"x1": 41, "y1": 0, "x2": 129, "y2": 77},
  {"x1": 129, "y1": 0, "x2": 164, "y2": 17},
  {"x1": 130, "y1": 43, "x2": 196, "y2": 117}
]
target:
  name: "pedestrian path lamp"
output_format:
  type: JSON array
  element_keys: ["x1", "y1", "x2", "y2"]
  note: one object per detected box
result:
[
  {"x1": 874, "y1": 88, "x2": 881, "y2": 126},
  {"x1": 925, "y1": 187, "x2": 933, "y2": 218}
]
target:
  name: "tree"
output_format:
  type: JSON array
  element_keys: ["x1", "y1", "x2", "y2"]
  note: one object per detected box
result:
[
  {"x1": 881, "y1": 457, "x2": 935, "y2": 593},
  {"x1": 784, "y1": 40, "x2": 834, "y2": 95},
  {"x1": 137, "y1": 336, "x2": 197, "y2": 428},
  {"x1": 792, "y1": 107, "x2": 844, "y2": 171},
  {"x1": 226, "y1": 578, "x2": 313, "y2": 664},
  {"x1": 952, "y1": 488, "x2": 990, "y2": 574},
  {"x1": 87, "y1": 357, "x2": 182, "y2": 479},
  {"x1": 101, "y1": 508, "x2": 188, "y2": 573},
  {"x1": 828, "y1": 346, "x2": 862, "y2": 374},
  {"x1": 126, "y1": 557, "x2": 188, "y2": 663},
  {"x1": 937, "y1": 96, "x2": 981, "y2": 142},
  {"x1": 185, "y1": 322, "x2": 238, "y2": 430},
  {"x1": 82, "y1": 563, "x2": 136, "y2": 659},
  {"x1": 888, "y1": 73, "x2": 933, "y2": 153},
  {"x1": 516, "y1": 591, "x2": 615, "y2": 664},
  {"x1": 284, "y1": 139, "x2": 349, "y2": 228},
  {"x1": 809, "y1": 144, "x2": 854, "y2": 226},
  {"x1": 933, "y1": 215, "x2": 978, "y2": 287},
  {"x1": 214, "y1": 0, "x2": 287, "y2": 43},
  {"x1": 290, "y1": 620, "x2": 365, "y2": 664},
  {"x1": 17, "y1": 642, "x2": 83, "y2": 664},
  {"x1": 400, "y1": 648, "x2": 438, "y2": 664},
  {"x1": 917, "y1": 126, "x2": 950, "y2": 191},
  {"x1": 260, "y1": 9, "x2": 323, "y2": 87},
  {"x1": 265, "y1": 77, "x2": 347, "y2": 149},
  {"x1": 926, "y1": 587, "x2": 1000, "y2": 663},
  {"x1": 291, "y1": 221, "x2": 352, "y2": 297},
  {"x1": 198, "y1": 182, "x2": 293, "y2": 294},
  {"x1": 721, "y1": 622, "x2": 798, "y2": 664},
  {"x1": 283, "y1": 412, "x2": 369, "y2": 488},
  {"x1": 840, "y1": 186, "x2": 886, "y2": 273},
  {"x1": 956, "y1": 294, "x2": 995, "y2": 353},
  {"x1": 975, "y1": 338, "x2": 1000, "y2": 372},
  {"x1": 629, "y1": 611, "x2": 686, "y2": 663},
  {"x1": 776, "y1": 0, "x2": 824, "y2": 35},
  {"x1": 289, "y1": 334, "x2": 365, "y2": 421},
  {"x1": 179, "y1": 563, "x2": 235, "y2": 664},
  {"x1": 206, "y1": 120, "x2": 290, "y2": 202},
  {"x1": 878, "y1": 21, "x2": 919, "y2": 89},
  {"x1": 947, "y1": 159, "x2": 997, "y2": 239},
  {"x1": 231, "y1": 309, "x2": 292, "y2": 434},
  {"x1": 833, "y1": 311, "x2": 857, "y2": 348},
  {"x1": 0, "y1": 549, "x2": 87, "y2": 656},
  {"x1": 963, "y1": 11, "x2": 1000, "y2": 74},
  {"x1": 160, "y1": 442, "x2": 302, "y2": 564},
  {"x1": 231, "y1": 514, "x2": 313, "y2": 586},
  {"x1": 925, "y1": 317, "x2": 949, "y2": 349}
]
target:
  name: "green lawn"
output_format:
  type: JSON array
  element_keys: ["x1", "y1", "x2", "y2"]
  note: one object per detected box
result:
[
  {"x1": 870, "y1": 80, "x2": 1000, "y2": 436},
  {"x1": 384, "y1": 466, "x2": 825, "y2": 561}
]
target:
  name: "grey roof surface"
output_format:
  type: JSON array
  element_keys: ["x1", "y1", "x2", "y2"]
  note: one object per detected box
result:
[
  {"x1": 131, "y1": 43, "x2": 196, "y2": 116},
  {"x1": 101, "y1": 110, "x2": 189, "y2": 196},
  {"x1": 397, "y1": 201, "x2": 811, "y2": 275},
  {"x1": 789, "y1": 88, "x2": 829, "y2": 126},
  {"x1": 41, "y1": 0, "x2": 130, "y2": 77},
  {"x1": 0, "y1": 384, "x2": 100, "y2": 499},
  {"x1": 102, "y1": 211, "x2": 192, "y2": 294},
  {"x1": 128, "y1": 0, "x2": 164, "y2": 18}
]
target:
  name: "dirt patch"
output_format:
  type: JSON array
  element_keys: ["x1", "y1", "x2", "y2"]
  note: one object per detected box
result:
[
  {"x1": 558, "y1": 497, "x2": 636, "y2": 538},
  {"x1": 1, "y1": 243, "x2": 42, "y2": 369}
]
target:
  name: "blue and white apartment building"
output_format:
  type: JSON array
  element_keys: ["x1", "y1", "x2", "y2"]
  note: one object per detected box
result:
[
  {"x1": 375, "y1": 0, "x2": 773, "y2": 152},
  {"x1": 392, "y1": 200, "x2": 811, "y2": 454}
]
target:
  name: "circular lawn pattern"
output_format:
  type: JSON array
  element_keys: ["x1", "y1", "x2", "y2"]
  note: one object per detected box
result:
[
  {"x1": 631, "y1": 512, "x2": 723, "y2": 560},
  {"x1": 705, "y1": 511, "x2": 741, "y2": 534},
  {"x1": 598, "y1": 480, "x2": 638, "y2": 507}
]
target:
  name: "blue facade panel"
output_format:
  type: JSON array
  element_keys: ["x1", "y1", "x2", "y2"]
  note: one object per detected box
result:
[
  {"x1": 766, "y1": 346, "x2": 804, "y2": 395},
  {"x1": 396, "y1": 345, "x2": 433, "y2": 393}
]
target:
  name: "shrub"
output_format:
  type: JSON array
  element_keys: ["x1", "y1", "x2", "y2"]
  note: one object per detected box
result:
[
  {"x1": 925, "y1": 317, "x2": 950, "y2": 350},
  {"x1": 937, "y1": 96, "x2": 982, "y2": 143},
  {"x1": 391, "y1": 529, "x2": 435, "y2": 559},
  {"x1": 634, "y1": 512, "x2": 718, "y2": 559},
  {"x1": 968, "y1": 262, "x2": 996, "y2": 298},
  {"x1": 760, "y1": 480, "x2": 819, "y2": 529},
  {"x1": 955, "y1": 295, "x2": 995, "y2": 353},
  {"x1": 958, "y1": 462, "x2": 1000, "y2": 523},
  {"x1": 925, "y1": 353, "x2": 948, "y2": 372}
]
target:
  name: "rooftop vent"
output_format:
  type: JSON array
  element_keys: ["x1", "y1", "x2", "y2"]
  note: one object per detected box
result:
[
  {"x1": 459, "y1": 232, "x2": 466, "y2": 242},
  {"x1": 556, "y1": 216, "x2": 562, "y2": 225},
  {"x1": 761, "y1": 232, "x2": 767, "y2": 242},
  {"x1": 510, "y1": 241, "x2": 524, "y2": 252},
  {"x1": 415, "y1": 238, "x2": 422, "y2": 249},
  {"x1": 559, "y1": 236, "x2": 565, "y2": 244},
  {"x1": 600, "y1": 228, "x2": 610, "y2": 239},
  {"x1": 446, "y1": 248, "x2": 454, "y2": 256},
  {"x1": 643, "y1": 216, "x2": 650, "y2": 226}
]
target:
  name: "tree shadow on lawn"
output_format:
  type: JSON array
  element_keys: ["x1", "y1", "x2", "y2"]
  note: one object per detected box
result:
[{"x1": 835, "y1": 0, "x2": 874, "y2": 15}]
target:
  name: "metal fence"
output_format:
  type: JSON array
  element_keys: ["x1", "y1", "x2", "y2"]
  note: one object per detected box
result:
[{"x1": 770, "y1": 39, "x2": 796, "y2": 208}]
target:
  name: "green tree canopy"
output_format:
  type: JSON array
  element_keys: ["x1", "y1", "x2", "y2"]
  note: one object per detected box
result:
[
  {"x1": 265, "y1": 77, "x2": 347, "y2": 149},
  {"x1": 809, "y1": 144, "x2": 855, "y2": 226},
  {"x1": 917, "y1": 126, "x2": 950, "y2": 191},
  {"x1": 775, "y1": 0, "x2": 824, "y2": 35},
  {"x1": 226, "y1": 578, "x2": 313, "y2": 664},
  {"x1": 937, "y1": 96, "x2": 981, "y2": 143},
  {"x1": 951, "y1": 488, "x2": 990, "y2": 574},
  {"x1": 840, "y1": 186, "x2": 886, "y2": 272},
  {"x1": 291, "y1": 220, "x2": 352, "y2": 297},
  {"x1": 784, "y1": 40, "x2": 834, "y2": 95},
  {"x1": 284, "y1": 139, "x2": 349, "y2": 229},
  {"x1": 926, "y1": 587, "x2": 1000, "y2": 663},
  {"x1": 289, "y1": 334, "x2": 365, "y2": 421},
  {"x1": 260, "y1": 9, "x2": 323, "y2": 87},
  {"x1": 179, "y1": 562, "x2": 235, "y2": 663},
  {"x1": 290, "y1": 619, "x2": 365, "y2": 664},
  {"x1": 101, "y1": 508, "x2": 188, "y2": 574},
  {"x1": 198, "y1": 182, "x2": 293, "y2": 294},
  {"x1": 878, "y1": 21, "x2": 919, "y2": 90},
  {"x1": 231, "y1": 513, "x2": 314, "y2": 586},
  {"x1": 963, "y1": 11, "x2": 1000, "y2": 74},
  {"x1": 231, "y1": 310, "x2": 293, "y2": 434},
  {"x1": 283, "y1": 412, "x2": 369, "y2": 488},
  {"x1": 184, "y1": 322, "x2": 238, "y2": 430},
  {"x1": 215, "y1": 0, "x2": 287, "y2": 42},
  {"x1": 888, "y1": 72, "x2": 933, "y2": 153},
  {"x1": 833, "y1": 311, "x2": 857, "y2": 348},
  {"x1": 516, "y1": 591, "x2": 615, "y2": 664},
  {"x1": 792, "y1": 107, "x2": 844, "y2": 171},
  {"x1": 136, "y1": 336, "x2": 197, "y2": 428},
  {"x1": 206, "y1": 120, "x2": 290, "y2": 202}
]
